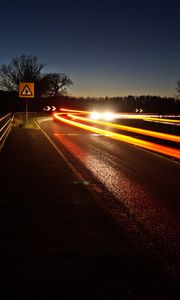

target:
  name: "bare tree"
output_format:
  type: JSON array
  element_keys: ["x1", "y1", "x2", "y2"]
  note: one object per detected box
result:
[
  {"x1": 175, "y1": 80, "x2": 180, "y2": 95},
  {"x1": 0, "y1": 55, "x2": 45, "y2": 92},
  {"x1": 42, "y1": 73, "x2": 73, "y2": 96},
  {"x1": 0, "y1": 55, "x2": 73, "y2": 98}
]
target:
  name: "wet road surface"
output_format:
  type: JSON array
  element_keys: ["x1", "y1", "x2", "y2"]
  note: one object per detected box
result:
[
  {"x1": 39, "y1": 117, "x2": 180, "y2": 287},
  {"x1": 0, "y1": 116, "x2": 179, "y2": 299}
]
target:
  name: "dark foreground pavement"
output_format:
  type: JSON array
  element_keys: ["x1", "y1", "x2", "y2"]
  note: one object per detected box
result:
[{"x1": 0, "y1": 126, "x2": 178, "y2": 299}]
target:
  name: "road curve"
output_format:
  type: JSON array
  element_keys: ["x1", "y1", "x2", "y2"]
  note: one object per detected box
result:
[{"x1": 37, "y1": 116, "x2": 180, "y2": 286}]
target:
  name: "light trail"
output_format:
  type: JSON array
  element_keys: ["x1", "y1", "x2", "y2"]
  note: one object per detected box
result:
[
  {"x1": 54, "y1": 112, "x2": 180, "y2": 159},
  {"x1": 144, "y1": 117, "x2": 180, "y2": 123},
  {"x1": 60, "y1": 108, "x2": 90, "y2": 114},
  {"x1": 68, "y1": 113, "x2": 180, "y2": 143},
  {"x1": 143, "y1": 117, "x2": 180, "y2": 126},
  {"x1": 60, "y1": 108, "x2": 180, "y2": 123}
]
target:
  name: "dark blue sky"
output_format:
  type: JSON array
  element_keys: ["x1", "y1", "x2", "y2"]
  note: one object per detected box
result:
[{"x1": 1, "y1": 0, "x2": 180, "y2": 97}]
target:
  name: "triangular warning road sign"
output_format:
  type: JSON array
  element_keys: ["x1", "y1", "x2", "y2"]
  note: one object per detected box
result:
[
  {"x1": 19, "y1": 82, "x2": 34, "y2": 98},
  {"x1": 21, "y1": 85, "x2": 33, "y2": 96}
]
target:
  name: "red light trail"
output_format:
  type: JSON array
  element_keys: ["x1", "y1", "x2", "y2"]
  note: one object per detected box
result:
[{"x1": 54, "y1": 109, "x2": 180, "y2": 159}]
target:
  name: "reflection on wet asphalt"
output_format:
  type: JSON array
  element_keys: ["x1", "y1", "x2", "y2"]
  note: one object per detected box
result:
[{"x1": 42, "y1": 120, "x2": 180, "y2": 282}]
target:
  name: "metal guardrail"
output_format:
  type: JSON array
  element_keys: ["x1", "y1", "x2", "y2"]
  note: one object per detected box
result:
[{"x1": 0, "y1": 113, "x2": 13, "y2": 150}]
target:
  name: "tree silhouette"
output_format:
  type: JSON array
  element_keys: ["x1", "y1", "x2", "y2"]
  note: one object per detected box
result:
[
  {"x1": 175, "y1": 80, "x2": 180, "y2": 95},
  {"x1": 42, "y1": 73, "x2": 73, "y2": 96},
  {"x1": 0, "y1": 55, "x2": 73, "y2": 98},
  {"x1": 0, "y1": 55, "x2": 44, "y2": 92}
]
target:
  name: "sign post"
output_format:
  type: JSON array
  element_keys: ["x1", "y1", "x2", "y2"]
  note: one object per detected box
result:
[{"x1": 19, "y1": 83, "x2": 34, "y2": 125}]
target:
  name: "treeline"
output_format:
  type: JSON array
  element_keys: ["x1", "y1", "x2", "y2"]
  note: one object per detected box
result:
[
  {"x1": 41, "y1": 95, "x2": 179, "y2": 114},
  {"x1": 0, "y1": 90, "x2": 180, "y2": 114},
  {"x1": 0, "y1": 55, "x2": 179, "y2": 114}
]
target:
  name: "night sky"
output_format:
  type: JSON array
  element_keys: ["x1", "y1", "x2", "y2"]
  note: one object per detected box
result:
[{"x1": 1, "y1": 0, "x2": 180, "y2": 97}]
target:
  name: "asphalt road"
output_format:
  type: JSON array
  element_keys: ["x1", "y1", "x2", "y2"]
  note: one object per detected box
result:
[
  {"x1": 38, "y1": 117, "x2": 180, "y2": 288},
  {"x1": 0, "y1": 115, "x2": 179, "y2": 299}
]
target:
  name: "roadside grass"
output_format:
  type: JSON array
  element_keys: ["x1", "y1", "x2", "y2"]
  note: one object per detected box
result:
[{"x1": 12, "y1": 112, "x2": 50, "y2": 129}]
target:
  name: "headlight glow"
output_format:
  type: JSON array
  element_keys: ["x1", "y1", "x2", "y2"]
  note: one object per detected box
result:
[
  {"x1": 90, "y1": 112, "x2": 101, "y2": 120},
  {"x1": 90, "y1": 111, "x2": 115, "y2": 121},
  {"x1": 103, "y1": 112, "x2": 115, "y2": 121}
]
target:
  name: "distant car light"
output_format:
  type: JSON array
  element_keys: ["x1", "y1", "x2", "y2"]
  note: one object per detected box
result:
[
  {"x1": 90, "y1": 111, "x2": 115, "y2": 121},
  {"x1": 103, "y1": 112, "x2": 115, "y2": 121},
  {"x1": 90, "y1": 112, "x2": 101, "y2": 120}
]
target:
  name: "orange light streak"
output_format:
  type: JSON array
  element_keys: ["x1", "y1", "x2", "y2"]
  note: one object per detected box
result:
[
  {"x1": 54, "y1": 112, "x2": 180, "y2": 159},
  {"x1": 60, "y1": 108, "x2": 180, "y2": 123},
  {"x1": 68, "y1": 113, "x2": 180, "y2": 143},
  {"x1": 60, "y1": 108, "x2": 90, "y2": 114},
  {"x1": 144, "y1": 117, "x2": 180, "y2": 123}
]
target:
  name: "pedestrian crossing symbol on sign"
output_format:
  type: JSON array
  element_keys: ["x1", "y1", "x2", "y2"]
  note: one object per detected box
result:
[{"x1": 19, "y1": 83, "x2": 34, "y2": 98}]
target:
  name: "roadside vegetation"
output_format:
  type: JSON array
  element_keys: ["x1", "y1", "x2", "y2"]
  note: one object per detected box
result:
[{"x1": 12, "y1": 112, "x2": 48, "y2": 129}]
